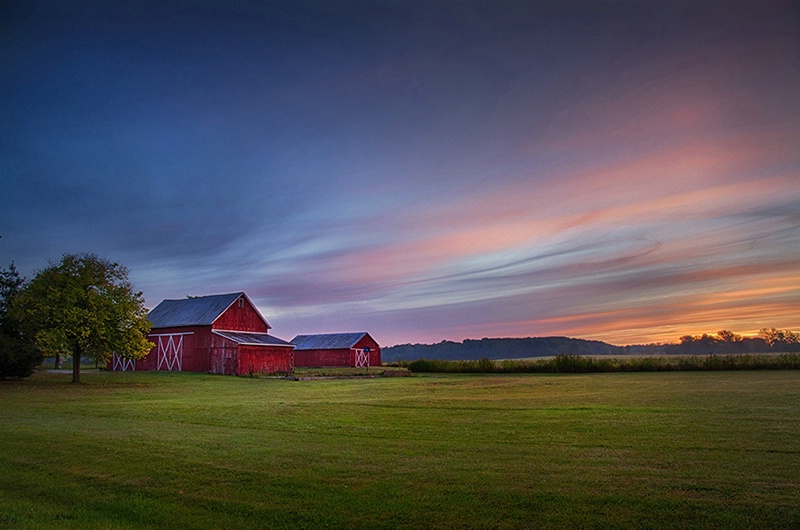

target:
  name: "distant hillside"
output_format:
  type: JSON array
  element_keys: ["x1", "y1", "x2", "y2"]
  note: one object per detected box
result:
[{"x1": 383, "y1": 337, "x2": 623, "y2": 362}]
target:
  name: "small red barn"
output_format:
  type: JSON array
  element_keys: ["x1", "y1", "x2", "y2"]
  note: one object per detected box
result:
[
  {"x1": 290, "y1": 332, "x2": 381, "y2": 367},
  {"x1": 111, "y1": 292, "x2": 294, "y2": 375}
]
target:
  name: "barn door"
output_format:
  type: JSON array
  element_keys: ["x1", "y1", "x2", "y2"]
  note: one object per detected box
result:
[
  {"x1": 212, "y1": 350, "x2": 224, "y2": 374},
  {"x1": 112, "y1": 354, "x2": 135, "y2": 371},
  {"x1": 157, "y1": 334, "x2": 183, "y2": 371},
  {"x1": 224, "y1": 352, "x2": 236, "y2": 375},
  {"x1": 212, "y1": 348, "x2": 236, "y2": 375},
  {"x1": 354, "y1": 348, "x2": 369, "y2": 367}
]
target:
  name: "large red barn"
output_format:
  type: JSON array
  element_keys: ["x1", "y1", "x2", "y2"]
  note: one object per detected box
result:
[
  {"x1": 111, "y1": 292, "x2": 294, "y2": 375},
  {"x1": 290, "y1": 332, "x2": 381, "y2": 367}
]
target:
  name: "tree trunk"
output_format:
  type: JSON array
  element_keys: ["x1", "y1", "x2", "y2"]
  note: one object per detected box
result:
[
  {"x1": 54, "y1": 353, "x2": 61, "y2": 369},
  {"x1": 72, "y1": 345, "x2": 81, "y2": 384}
]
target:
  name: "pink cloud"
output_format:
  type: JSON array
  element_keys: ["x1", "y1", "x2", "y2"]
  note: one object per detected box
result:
[{"x1": 242, "y1": 26, "x2": 800, "y2": 346}]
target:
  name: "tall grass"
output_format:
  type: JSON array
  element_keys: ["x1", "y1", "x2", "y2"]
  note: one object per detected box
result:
[{"x1": 407, "y1": 353, "x2": 800, "y2": 373}]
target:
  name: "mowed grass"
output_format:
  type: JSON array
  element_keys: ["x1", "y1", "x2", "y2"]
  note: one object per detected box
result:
[{"x1": 1, "y1": 371, "x2": 799, "y2": 528}]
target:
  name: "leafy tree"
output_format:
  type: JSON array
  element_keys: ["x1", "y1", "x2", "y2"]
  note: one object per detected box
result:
[
  {"x1": 675, "y1": 333, "x2": 719, "y2": 354},
  {"x1": 758, "y1": 328, "x2": 800, "y2": 351},
  {"x1": 0, "y1": 262, "x2": 42, "y2": 378},
  {"x1": 10, "y1": 254, "x2": 153, "y2": 383},
  {"x1": 716, "y1": 330, "x2": 742, "y2": 343},
  {"x1": 0, "y1": 262, "x2": 24, "y2": 314}
]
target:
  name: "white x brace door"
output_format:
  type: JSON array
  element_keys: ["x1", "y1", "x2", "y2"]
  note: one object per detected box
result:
[
  {"x1": 354, "y1": 348, "x2": 369, "y2": 367},
  {"x1": 154, "y1": 334, "x2": 189, "y2": 371}
]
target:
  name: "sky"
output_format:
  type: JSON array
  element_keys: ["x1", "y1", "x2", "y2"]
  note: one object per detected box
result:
[{"x1": 1, "y1": 0, "x2": 798, "y2": 346}]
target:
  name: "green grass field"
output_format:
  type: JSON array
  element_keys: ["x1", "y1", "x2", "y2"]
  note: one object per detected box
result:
[{"x1": 1, "y1": 370, "x2": 799, "y2": 528}]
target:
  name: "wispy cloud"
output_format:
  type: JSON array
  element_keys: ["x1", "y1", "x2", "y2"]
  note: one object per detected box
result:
[{"x1": 2, "y1": 1, "x2": 797, "y2": 345}]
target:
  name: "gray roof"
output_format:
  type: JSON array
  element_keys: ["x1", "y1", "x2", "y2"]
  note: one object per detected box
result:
[
  {"x1": 212, "y1": 330, "x2": 294, "y2": 347},
  {"x1": 148, "y1": 292, "x2": 269, "y2": 329},
  {"x1": 290, "y1": 332, "x2": 371, "y2": 351}
]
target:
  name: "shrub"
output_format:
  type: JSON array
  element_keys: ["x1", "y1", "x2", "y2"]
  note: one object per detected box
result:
[
  {"x1": 408, "y1": 359, "x2": 449, "y2": 373},
  {"x1": 475, "y1": 358, "x2": 497, "y2": 373},
  {"x1": 405, "y1": 354, "x2": 800, "y2": 374}
]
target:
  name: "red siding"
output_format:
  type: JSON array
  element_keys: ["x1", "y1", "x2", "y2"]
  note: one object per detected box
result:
[
  {"x1": 207, "y1": 332, "x2": 292, "y2": 375},
  {"x1": 294, "y1": 349, "x2": 351, "y2": 367},
  {"x1": 120, "y1": 326, "x2": 294, "y2": 375},
  {"x1": 209, "y1": 331, "x2": 238, "y2": 375},
  {"x1": 237, "y1": 345, "x2": 293, "y2": 374},
  {"x1": 212, "y1": 297, "x2": 269, "y2": 332}
]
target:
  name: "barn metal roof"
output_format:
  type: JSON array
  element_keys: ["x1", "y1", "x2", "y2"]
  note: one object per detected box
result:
[
  {"x1": 212, "y1": 330, "x2": 294, "y2": 347},
  {"x1": 148, "y1": 292, "x2": 270, "y2": 329},
  {"x1": 290, "y1": 332, "x2": 371, "y2": 350}
]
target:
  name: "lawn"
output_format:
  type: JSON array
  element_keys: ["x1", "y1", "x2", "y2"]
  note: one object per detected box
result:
[{"x1": 1, "y1": 370, "x2": 798, "y2": 528}]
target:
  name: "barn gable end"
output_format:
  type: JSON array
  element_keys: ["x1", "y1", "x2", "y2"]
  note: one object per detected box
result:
[{"x1": 147, "y1": 292, "x2": 271, "y2": 332}]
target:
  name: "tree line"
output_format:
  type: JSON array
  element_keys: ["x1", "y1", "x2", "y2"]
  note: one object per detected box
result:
[
  {"x1": 384, "y1": 336, "x2": 624, "y2": 362},
  {"x1": 385, "y1": 329, "x2": 800, "y2": 362},
  {"x1": 0, "y1": 254, "x2": 152, "y2": 382},
  {"x1": 626, "y1": 329, "x2": 800, "y2": 356}
]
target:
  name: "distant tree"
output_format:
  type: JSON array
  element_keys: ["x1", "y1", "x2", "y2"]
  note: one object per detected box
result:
[
  {"x1": 713, "y1": 330, "x2": 745, "y2": 353},
  {"x1": 716, "y1": 330, "x2": 742, "y2": 343},
  {"x1": 10, "y1": 254, "x2": 153, "y2": 383},
  {"x1": 758, "y1": 328, "x2": 800, "y2": 351},
  {"x1": 0, "y1": 262, "x2": 42, "y2": 378},
  {"x1": 676, "y1": 334, "x2": 719, "y2": 355}
]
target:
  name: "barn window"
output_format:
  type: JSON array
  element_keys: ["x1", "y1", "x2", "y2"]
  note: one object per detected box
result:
[{"x1": 238, "y1": 298, "x2": 244, "y2": 308}]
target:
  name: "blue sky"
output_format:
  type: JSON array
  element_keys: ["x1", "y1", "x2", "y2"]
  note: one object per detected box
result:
[{"x1": 2, "y1": 0, "x2": 798, "y2": 346}]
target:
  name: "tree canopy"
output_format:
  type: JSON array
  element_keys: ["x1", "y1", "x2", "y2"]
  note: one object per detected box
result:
[
  {"x1": 11, "y1": 254, "x2": 153, "y2": 382},
  {"x1": 0, "y1": 262, "x2": 42, "y2": 379},
  {"x1": 758, "y1": 328, "x2": 800, "y2": 349}
]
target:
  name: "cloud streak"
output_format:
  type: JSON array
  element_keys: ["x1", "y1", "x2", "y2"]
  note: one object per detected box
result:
[{"x1": 2, "y1": 0, "x2": 797, "y2": 346}]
